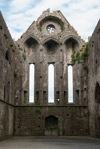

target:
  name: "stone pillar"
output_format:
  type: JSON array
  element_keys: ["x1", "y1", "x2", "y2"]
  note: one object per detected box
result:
[
  {"x1": 39, "y1": 48, "x2": 43, "y2": 105},
  {"x1": 63, "y1": 44, "x2": 68, "y2": 105},
  {"x1": 59, "y1": 49, "x2": 64, "y2": 105}
]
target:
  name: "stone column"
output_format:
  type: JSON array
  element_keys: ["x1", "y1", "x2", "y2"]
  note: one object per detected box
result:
[
  {"x1": 39, "y1": 48, "x2": 43, "y2": 105},
  {"x1": 59, "y1": 49, "x2": 63, "y2": 105}
]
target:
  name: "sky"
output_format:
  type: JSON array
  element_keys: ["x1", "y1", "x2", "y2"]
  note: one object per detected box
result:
[
  {"x1": 48, "y1": 64, "x2": 54, "y2": 103},
  {"x1": 29, "y1": 64, "x2": 73, "y2": 103},
  {"x1": 68, "y1": 65, "x2": 73, "y2": 103},
  {"x1": 0, "y1": 0, "x2": 100, "y2": 102},
  {"x1": 29, "y1": 64, "x2": 35, "y2": 103},
  {"x1": 0, "y1": 0, "x2": 100, "y2": 41}
]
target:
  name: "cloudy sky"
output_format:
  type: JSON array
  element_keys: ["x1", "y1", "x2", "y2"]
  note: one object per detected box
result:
[
  {"x1": 0, "y1": 0, "x2": 100, "y2": 41},
  {"x1": 29, "y1": 64, "x2": 35, "y2": 103},
  {"x1": 48, "y1": 64, "x2": 54, "y2": 103}
]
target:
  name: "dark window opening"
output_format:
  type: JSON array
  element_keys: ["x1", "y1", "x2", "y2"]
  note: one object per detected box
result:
[
  {"x1": 65, "y1": 38, "x2": 78, "y2": 49},
  {"x1": 5, "y1": 50, "x2": 9, "y2": 61},
  {"x1": 4, "y1": 34, "x2": 8, "y2": 39},
  {"x1": 64, "y1": 91, "x2": 67, "y2": 102},
  {"x1": 44, "y1": 40, "x2": 59, "y2": 50},
  {"x1": 96, "y1": 60, "x2": 97, "y2": 64},
  {"x1": 43, "y1": 91, "x2": 46, "y2": 103},
  {"x1": 24, "y1": 90, "x2": 28, "y2": 103},
  {"x1": 25, "y1": 37, "x2": 38, "y2": 48},
  {"x1": 76, "y1": 89, "x2": 79, "y2": 103},
  {"x1": 35, "y1": 91, "x2": 39, "y2": 104},
  {"x1": 95, "y1": 82, "x2": 100, "y2": 103},
  {"x1": 0, "y1": 26, "x2": 2, "y2": 29}
]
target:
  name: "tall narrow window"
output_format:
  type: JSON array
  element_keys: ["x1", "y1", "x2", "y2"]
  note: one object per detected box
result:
[
  {"x1": 48, "y1": 64, "x2": 54, "y2": 103},
  {"x1": 68, "y1": 65, "x2": 73, "y2": 103},
  {"x1": 29, "y1": 64, "x2": 35, "y2": 103}
]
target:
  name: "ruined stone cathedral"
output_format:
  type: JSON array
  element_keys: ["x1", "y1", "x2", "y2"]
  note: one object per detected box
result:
[{"x1": 0, "y1": 9, "x2": 100, "y2": 140}]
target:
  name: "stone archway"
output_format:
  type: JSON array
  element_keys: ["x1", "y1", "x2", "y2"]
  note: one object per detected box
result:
[{"x1": 45, "y1": 115, "x2": 58, "y2": 136}]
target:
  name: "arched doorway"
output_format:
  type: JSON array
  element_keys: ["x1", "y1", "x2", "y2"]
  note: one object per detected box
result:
[{"x1": 45, "y1": 115, "x2": 58, "y2": 136}]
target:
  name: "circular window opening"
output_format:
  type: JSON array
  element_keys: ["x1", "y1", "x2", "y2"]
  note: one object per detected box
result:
[{"x1": 47, "y1": 24, "x2": 55, "y2": 33}]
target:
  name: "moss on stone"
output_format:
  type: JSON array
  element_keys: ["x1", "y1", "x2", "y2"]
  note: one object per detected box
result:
[
  {"x1": 71, "y1": 43, "x2": 89, "y2": 65},
  {"x1": 23, "y1": 53, "x2": 26, "y2": 60},
  {"x1": 14, "y1": 71, "x2": 17, "y2": 78},
  {"x1": 83, "y1": 65, "x2": 88, "y2": 73},
  {"x1": 35, "y1": 108, "x2": 41, "y2": 114}
]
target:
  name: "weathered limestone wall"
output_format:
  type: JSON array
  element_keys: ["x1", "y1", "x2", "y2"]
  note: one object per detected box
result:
[
  {"x1": 0, "y1": 102, "x2": 14, "y2": 140},
  {"x1": 13, "y1": 10, "x2": 89, "y2": 136},
  {"x1": 0, "y1": 9, "x2": 92, "y2": 138},
  {"x1": 0, "y1": 12, "x2": 15, "y2": 140},
  {"x1": 14, "y1": 106, "x2": 88, "y2": 136},
  {"x1": 88, "y1": 19, "x2": 100, "y2": 137},
  {"x1": 15, "y1": 9, "x2": 86, "y2": 106}
]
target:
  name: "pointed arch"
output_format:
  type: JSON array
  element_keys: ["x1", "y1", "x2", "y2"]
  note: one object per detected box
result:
[
  {"x1": 43, "y1": 38, "x2": 60, "y2": 52},
  {"x1": 62, "y1": 35, "x2": 80, "y2": 46},
  {"x1": 39, "y1": 15, "x2": 64, "y2": 31},
  {"x1": 23, "y1": 34, "x2": 40, "y2": 48},
  {"x1": 42, "y1": 37, "x2": 60, "y2": 45},
  {"x1": 24, "y1": 37, "x2": 39, "y2": 48}
]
